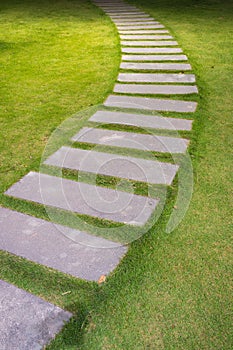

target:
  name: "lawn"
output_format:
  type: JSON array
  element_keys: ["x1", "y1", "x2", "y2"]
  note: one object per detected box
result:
[{"x1": 0, "y1": 0, "x2": 232, "y2": 349}]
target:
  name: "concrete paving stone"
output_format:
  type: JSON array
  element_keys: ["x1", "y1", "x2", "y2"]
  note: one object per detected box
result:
[
  {"x1": 110, "y1": 14, "x2": 151, "y2": 19},
  {"x1": 45, "y1": 146, "x2": 178, "y2": 185},
  {"x1": 117, "y1": 25, "x2": 165, "y2": 29},
  {"x1": 72, "y1": 127, "x2": 189, "y2": 154},
  {"x1": 104, "y1": 95, "x2": 197, "y2": 112},
  {"x1": 0, "y1": 208, "x2": 127, "y2": 279},
  {"x1": 119, "y1": 30, "x2": 169, "y2": 34},
  {"x1": 0, "y1": 279, "x2": 72, "y2": 350},
  {"x1": 114, "y1": 83, "x2": 198, "y2": 95},
  {"x1": 120, "y1": 35, "x2": 173, "y2": 40},
  {"x1": 118, "y1": 72, "x2": 196, "y2": 83},
  {"x1": 90, "y1": 110, "x2": 193, "y2": 131},
  {"x1": 122, "y1": 54, "x2": 188, "y2": 61},
  {"x1": 122, "y1": 47, "x2": 182, "y2": 53},
  {"x1": 121, "y1": 40, "x2": 178, "y2": 46},
  {"x1": 112, "y1": 18, "x2": 156, "y2": 23},
  {"x1": 5, "y1": 172, "x2": 158, "y2": 226},
  {"x1": 115, "y1": 21, "x2": 160, "y2": 25},
  {"x1": 120, "y1": 62, "x2": 191, "y2": 70}
]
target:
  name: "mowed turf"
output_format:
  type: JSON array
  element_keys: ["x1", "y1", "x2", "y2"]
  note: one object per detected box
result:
[{"x1": 0, "y1": 0, "x2": 232, "y2": 349}]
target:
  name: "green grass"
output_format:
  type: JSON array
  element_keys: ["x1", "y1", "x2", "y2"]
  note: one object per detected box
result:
[{"x1": 0, "y1": 0, "x2": 232, "y2": 349}]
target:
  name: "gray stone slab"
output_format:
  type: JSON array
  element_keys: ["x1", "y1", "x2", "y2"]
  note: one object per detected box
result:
[
  {"x1": 122, "y1": 54, "x2": 188, "y2": 61},
  {"x1": 45, "y1": 146, "x2": 178, "y2": 185},
  {"x1": 115, "y1": 21, "x2": 160, "y2": 26},
  {"x1": 120, "y1": 35, "x2": 173, "y2": 40},
  {"x1": 104, "y1": 95, "x2": 197, "y2": 113},
  {"x1": 118, "y1": 72, "x2": 196, "y2": 83},
  {"x1": 90, "y1": 110, "x2": 193, "y2": 131},
  {"x1": 5, "y1": 172, "x2": 158, "y2": 226},
  {"x1": 110, "y1": 14, "x2": 151, "y2": 19},
  {"x1": 117, "y1": 25, "x2": 165, "y2": 29},
  {"x1": 119, "y1": 30, "x2": 169, "y2": 34},
  {"x1": 0, "y1": 279, "x2": 72, "y2": 350},
  {"x1": 72, "y1": 127, "x2": 189, "y2": 154},
  {"x1": 0, "y1": 208, "x2": 127, "y2": 280},
  {"x1": 105, "y1": 11, "x2": 145, "y2": 15},
  {"x1": 114, "y1": 83, "x2": 198, "y2": 95},
  {"x1": 113, "y1": 19, "x2": 156, "y2": 23},
  {"x1": 121, "y1": 41, "x2": 177, "y2": 46},
  {"x1": 120, "y1": 62, "x2": 191, "y2": 71},
  {"x1": 122, "y1": 47, "x2": 182, "y2": 53}
]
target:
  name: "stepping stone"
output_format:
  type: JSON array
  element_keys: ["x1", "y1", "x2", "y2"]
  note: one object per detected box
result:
[
  {"x1": 121, "y1": 41, "x2": 178, "y2": 46},
  {"x1": 117, "y1": 25, "x2": 165, "y2": 29},
  {"x1": 115, "y1": 21, "x2": 160, "y2": 26},
  {"x1": 114, "y1": 83, "x2": 198, "y2": 95},
  {"x1": 120, "y1": 35, "x2": 173, "y2": 40},
  {"x1": 0, "y1": 279, "x2": 72, "y2": 350},
  {"x1": 120, "y1": 62, "x2": 191, "y2": 71},
  {"x1": 5, "y1": 172, "x2": 158, "y2": 226},
  {"x1": 119, "y1": 30, "x2": 169, "y2": 34},
  {"x1": 122, "y1": 47, "x2": 182, "y2": 53},
  {"x1": 72, "y1": 127, "x2": 189, "y2": 154},
  {"x1": 45, "y1": 146, "x2": 178, "y2": 185},
  {"x1": 122, "y1": 54, "x2": 188, "y2": 61},
  {"x1": 90, "y1": 110, "x2": 193, "y2": 131},
  {"x1": 110, "y1": 15, "x2": 151, "y2": 19},
  {"x1": 113, "y1": 19, "x2": 156, "y2": 23},
  {"x1": 104, "y1": 95, "x2": 197, "y2": 112},
  {"x1": 0, "y1": 207, "x2": 127, "y2": 279},
  {"x1": 118, "y1": 72, "x2": 196, "y2": 83}
]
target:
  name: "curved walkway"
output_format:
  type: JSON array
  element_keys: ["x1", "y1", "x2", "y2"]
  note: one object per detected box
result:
[
  {"x1": 0, "y1": 1, "x2": 198, "y2": 347},
  {"x1": 1, "y1": 0, "x2": 198, "y2": 282}
]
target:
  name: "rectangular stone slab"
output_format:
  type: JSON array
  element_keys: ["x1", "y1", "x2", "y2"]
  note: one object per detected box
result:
[
  {"x1": 45, "y1": 146, "x2": 178, "y2": 185},
  {"x1": 110, "y1": 15, "x2": 151, "y2": 19},
  {"x1": 120, "y1": 62, "x2": 191, "y2": 70},
  {"x1": 120, "y1": 35, "x2": 173, "y2": 40},
  {"x1": 122, "y1": 54, "x2": 188, "y2": 61},
  {"x1": 122, "y1": 47, "x2": 182, "y2": 53},
  {"x1": 117, "y1": 25, "x2": 165, "y2": 29},
  {"x1": 90, "y1": 110, "x2": 193, "y2": 131},
  {"x1": 114, "y1": 83, "x2": 198, "y2": 95},
  {"x1": 118, "y1": 72, "x2": 196, "y2": 83},
  {"x1": 119, "y1": 30, "x2": 169, "y2": 34},
  {"x1": 0, "y1": 208, "x2": 127, "y2": 280},
  {"x1": 72, "y1": 127, "x2": 189, "y2": 154},
  {"x1": 113, "y1": 19, "x2": 157, "y2": 24},
  {"x1": 5, "y1": 172, "x2": 158, "y2": 226},
  {"x1": 115, "y1": 22, "x2": 160, "y2": 26},
  {"x1": 121, "y1": 40, "x2": 178, "y2": 46},
  {"x1": 0, "y1": 279, "x2": 72, "y2": 350},
  {"x1": 104, "y1": 95, "x2": 197, "y2": 112}
]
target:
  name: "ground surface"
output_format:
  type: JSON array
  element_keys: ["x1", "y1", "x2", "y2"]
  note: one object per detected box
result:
[{"x1": 0, "y1": 0, "x2": 232, "y2": 349}]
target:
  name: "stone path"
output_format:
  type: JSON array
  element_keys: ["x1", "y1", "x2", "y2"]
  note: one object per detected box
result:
[
  {"x1": 0, "y1": 279, "x2": 72, "y2": 350},
  {"x1": 0, "y1": 1, "x2": 198, "y2": 347}
]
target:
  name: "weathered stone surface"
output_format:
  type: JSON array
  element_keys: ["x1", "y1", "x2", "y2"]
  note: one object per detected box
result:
[
  {"x1": 114, "y1": 83, "x2": 198, "y2": 95},
  {"x1": 121, "y1": 40, "x2": 178, "y2": 46},
  {"x1": 90, "y1": 110, "x2": 193, "y2": 131},
  {"x1": 0, "y1": 208, "x2": 127, "y2": 279},
  {"x1": 122, "y1": 47, "x2": 182, "y2": 53},
  {"x1": 118, "y1": 73, "x2": 196, "y2": 83},
  {"x1": 72, "y1": 127, "x2": 189, "y2": 154},
  {"x1": 120, "y1": 62, "x2": 191, "y2": 70},
  {"x1": 117, "y1": 25, "x2": 165, "y2": 29},
  {"x1": 113, "y1": 19, "x2": 157, "y2": 24},
  {"x1": 45, "y1": 146, "x2": 178, "y2": 185},
  {"x1": 5, "y1": 172, "x2": 158, "y2": 226},
  {"x1": 120, "y1": 35, "x2": 173, "y2": 40},
  {"x1": 0, "y1": 279, "x2": 72, "y2": 350},
  {"x1": 104, "y1": 95, "x2": 197, "y2": 112},
  {"x1": 119, "y1": 30, "x2": 169, "y2": 34},
  {"x1": 122, "y1": 54, "x2": 188, "y2": 61},
  {"x1": 110, "y1": 14, "x2": 151, "y2": 19}
]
